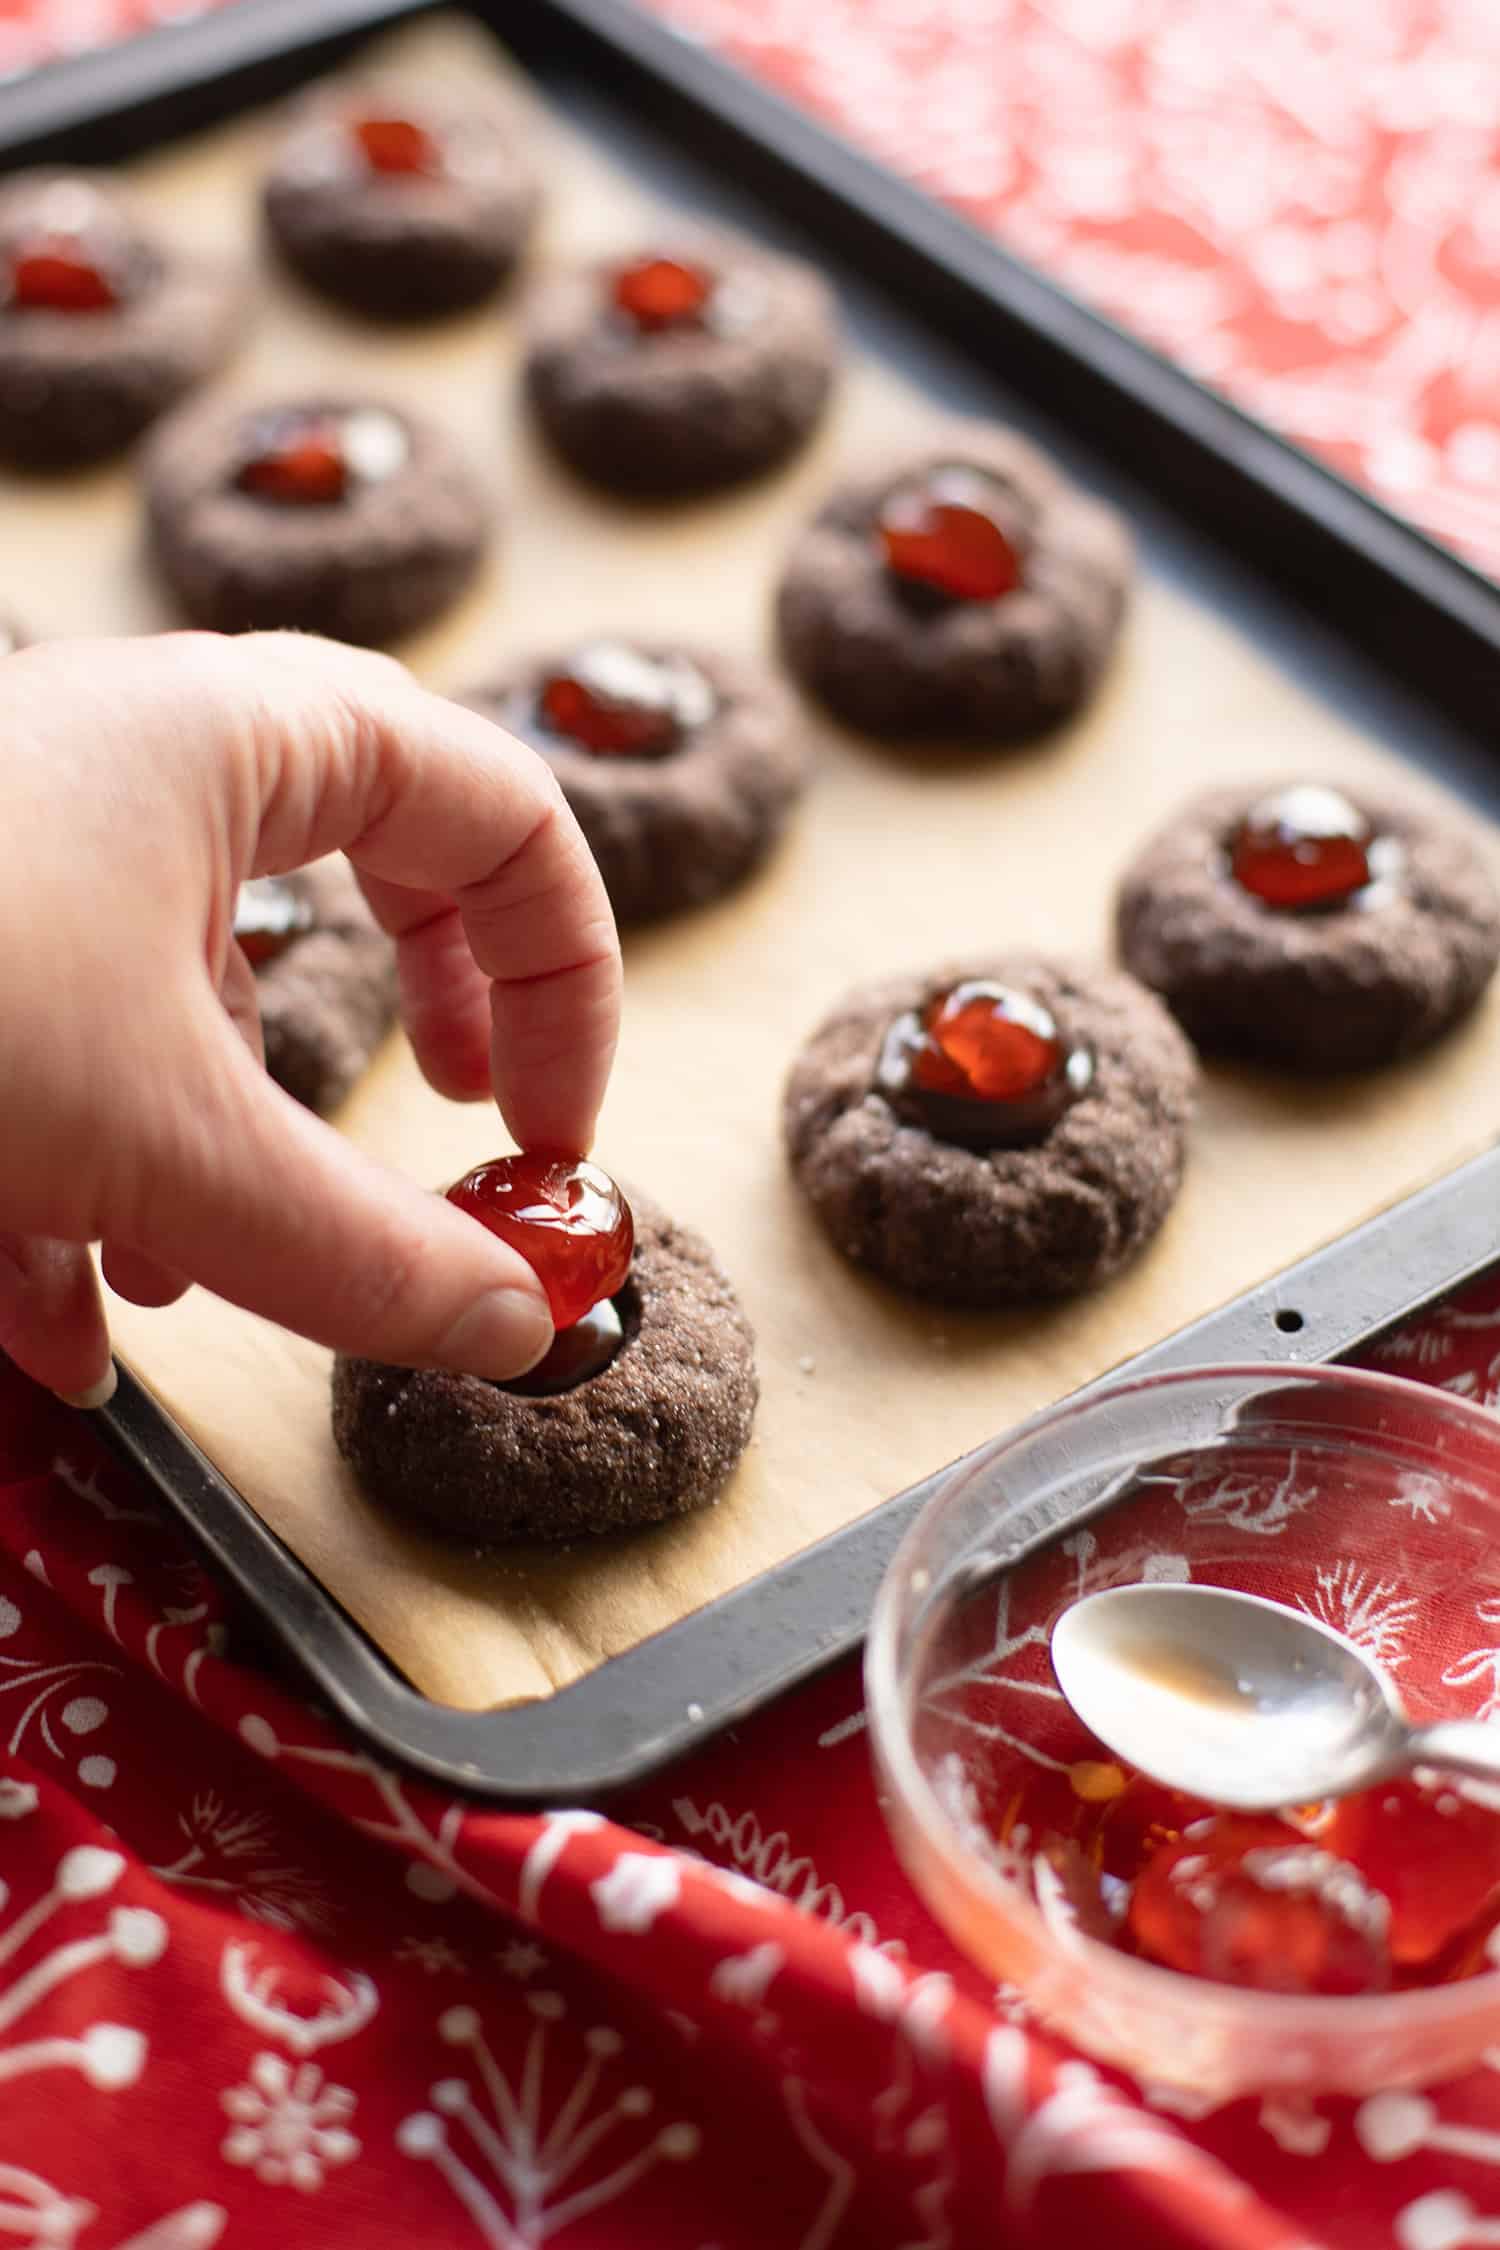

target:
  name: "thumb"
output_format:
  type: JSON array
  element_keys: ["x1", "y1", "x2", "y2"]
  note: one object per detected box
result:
[{"x1": 120, "y1": 1010, "x2": 553, "y2": 1379}]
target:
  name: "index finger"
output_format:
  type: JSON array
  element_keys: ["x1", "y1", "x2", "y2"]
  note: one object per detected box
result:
[{"x1": 243, "y1": 636, "x2": 622, "y2": 1154}]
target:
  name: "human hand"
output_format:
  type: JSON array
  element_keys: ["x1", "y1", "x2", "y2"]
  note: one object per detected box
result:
[{"x1": 0, "y1": 631, "x2": 621, "y2": 1405}]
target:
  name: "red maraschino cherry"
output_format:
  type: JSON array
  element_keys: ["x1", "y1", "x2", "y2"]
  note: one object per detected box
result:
[
  {"x1": 878, "y1": 467, "x2": 1024, "y2": 603},
  {"x1": 1230, "y1": 785, "x2": 1375, "y2": 911},
  {"x1": 236, "y1": 412, "x2": 350, "y2": 505},
  {"x1": 1126, "y1": 1816, "x2": 1393, "y2": 1997},
  {"x1": 352, "y1": 114, "x2": 441, "y2": 177},
  {"x1": 8, "y1": 237, "x2": 120, "y2": 313},
  {"x1": 877, "y1": 981, "x2": 1092, "y2": 1148},
  {"x1": 234, "y1": 406, "x2": 407, "y2": 507},
  {"x1": 536, "y1": 643, "x2": 713, "y2": 758},
  {"x1": 612, "y1": 254, "x2": 715, "y2": 333},
  {"x1": 446, "y1": 1153, "x2": 634, "y2": 1336}
]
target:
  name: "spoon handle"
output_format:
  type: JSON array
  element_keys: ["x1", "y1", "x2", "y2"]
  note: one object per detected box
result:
[{"x1": 1406, "y1": 1718, "x2": 1500, "y2": 1789}]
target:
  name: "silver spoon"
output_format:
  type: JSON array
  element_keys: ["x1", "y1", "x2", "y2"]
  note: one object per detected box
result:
[{"x1": 1050, "y1": 1582, "x2": 1500, "y2": 1810}]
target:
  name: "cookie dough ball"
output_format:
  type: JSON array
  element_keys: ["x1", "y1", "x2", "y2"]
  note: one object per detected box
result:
[
  {"x1": 263, "y1": 83, "x2": 539, "y2": 319},
  {"x1": 332, "y1": 1188, "x2": 758, "y2": 1541},
  {"x1": 524, "y1": 232, "x2": 838, "y2": 496},
  {"x1": 0, "y1": 171, "x2": 242, "y2": 468},
  {"x1": 145, "y1": 394, "x2": 487, "y2": 643},
  {"x1": 1116, "y1": 781, "x2": 1500, "y2": 1072},
  {"x1": 237, "y1": 859, "x2": 397, "y2": 1113},
  {"x1": 775, "y1": 426, "x2": 1131, "y2": 740},
  {"x1": 461, "y1": 640, "x2": 809, "y2": 923},
  {"x1": 783, "y1": 956, "x2": 1196, "y2": 1304}
]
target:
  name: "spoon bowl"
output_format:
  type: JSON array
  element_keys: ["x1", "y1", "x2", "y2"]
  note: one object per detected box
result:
[{"x1": 1050, "y1": 1582, "x2": 1500, "y2": 1809}]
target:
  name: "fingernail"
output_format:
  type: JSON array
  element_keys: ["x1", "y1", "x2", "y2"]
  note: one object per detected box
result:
[
  {"x1": 436, "y1": 1287, "x2": 553, "y2": 1380},
  {"x1": 54, "y1": 1363, "x2": 118, "y2": 1411}
]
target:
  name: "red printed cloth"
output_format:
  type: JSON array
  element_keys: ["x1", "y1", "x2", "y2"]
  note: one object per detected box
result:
[
  {"x1": 639, "y1": 0, "x2": 1500, "y2": 581},
  {"x1": 0, "y1": 0, "x2": 1496, "y2": 574},
  {"x1": 2, "y1": 1288, "x2": 1500, "y2": 2250}
]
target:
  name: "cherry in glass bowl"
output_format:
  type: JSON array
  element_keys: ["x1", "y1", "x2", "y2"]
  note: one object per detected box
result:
[{"x1": 865, "y1": 1363, "x2": 1500, "y2": 2100}]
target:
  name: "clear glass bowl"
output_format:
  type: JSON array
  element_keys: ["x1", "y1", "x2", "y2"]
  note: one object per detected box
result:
[{"x1": 865, "y1": 1363, "x2": 1500, "y2": 2100}]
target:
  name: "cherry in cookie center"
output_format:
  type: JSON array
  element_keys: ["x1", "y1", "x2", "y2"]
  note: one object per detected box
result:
[
  {"x1": 612, "y1": 252, "x2": 714, "y2": 332},
  {"x1": 446, "y1": 1153, "x2": 635, "y2": 1394},
  {"x1": 350, "y1": 114, "x2": 444, "y2": 179},
  {"x1": 608, "y1": 251, "x2": 768, "y2": 344},
  {"x1": 1, "y1": 184, "x2": 146, "y2": 316},
  {"x1": 1228, "y1": 784, "x2": 1400, "y2": 914},
  {"x1": 877, "y1": 980, "x2": 1094, "y2": 1150},
  {"x1": 533, "y1": 642, "x2": 717, "y2": 758},
  {"x1": 233, "y1": 405, "x2": 410, "y2": 507},
  {"x1": 878, "y1": 466, "x2": 1027, "y2": 605}
]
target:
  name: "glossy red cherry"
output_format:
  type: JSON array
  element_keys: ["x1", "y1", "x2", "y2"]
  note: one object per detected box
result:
[
  {"x1": 536, "y1": 643, "x2": 713, "y2": 758},
  {"x1": 612, "y1": 254, "x2": 714, "y2": 332},
  {"x1": 1319, "y1": 1777, "x2": 1500, "y2": 1969},
  {"x1": 236, "y1": 413, "x2": 350, "y2": 505},
  {"x1": 352, "y1": 114, "x2": 441, "y2": 177},
  {"x1": 234, "y1": 876, "x2": 315, "y2": 967},
  {"x1": 876, "y1": 981, "x2": 1092, "y2": 1149},
  {"x1": 504, "y1": 1295, "x2": 625, "y2": 1397},
  {"x1": 1127, "y1": 1815, "x2": 1392, "y2": 1997},
  {"x1": 1230, "y1": 785, "x2": 1374, "y2": 911},
  {"x1": 446, "y1": 1154, "x2": 634, "y2": 1333},
  {"x1": 8, "y1": 237, "x2": 119, "y2": 313},
  {"x1": 878, "y1": 468, "x2": 1024, "y2": 603},
  {"x1": 234, "y1": 405, "x2": 407, "y2": 507}
]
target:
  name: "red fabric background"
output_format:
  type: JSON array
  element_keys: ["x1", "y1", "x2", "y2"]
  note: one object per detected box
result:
[{"x1": 4, "y1": 1291, "x2": 1500, "y2": 2249}]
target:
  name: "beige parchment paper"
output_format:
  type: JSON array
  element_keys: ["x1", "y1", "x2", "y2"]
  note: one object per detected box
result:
[{"x1": 15, "y1": 20, "x2": 1499, "y2": 1711}]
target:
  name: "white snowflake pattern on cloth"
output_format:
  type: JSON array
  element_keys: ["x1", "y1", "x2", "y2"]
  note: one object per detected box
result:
[
  {"x1": 220, "y1": 2054, "x2": 360, "y2": 2191},
  {"x1": 0, "y1": 1845, "x2": 167, "y2": 2091},
  {"x1": 0, "y1": 1589, "x2": 120, "y2": 1791},
  {"x1": 1356, "y1": 2090, "x2": 1500, "y2": 2168},
  {"x1": 983, "y1": 2038, "x2": 1231, "y2": 2215},
  {"x1": 709, "y1": 1941, "x2": 783, "y2": 2011},
  {"x1": 1389, "y1": 1472, "x2": 1453, "y2": 1524},
  {"x1": 151, "y1": 1794, "x2": 330, "y2": 1932},
  {"x1": 590, "y1": 1853, "x2": 682, "y2": 1934},
  {"x1": 672, "y1": 1796, "x2": 897, "y2": 1947},
  {"x1": 1301, "y1": 1561, "x2": 1417, "y2": 1671},
  {"x1": 1180, "y1": 1455, "x2": 1314, "y2": 1538},
  {"x1": 1396, "y1": 2190, "x2": 1500, "y2": 2250},
  {"x1": 0, "y1": 2166, "x2": 226, "y2": 2250},
  {"x1": 1443, "y1": 1597, "x2": 1500, "y2": 1724},
  {"x1": 397, "y1": 1996, "x2": 700, "y2": 2246},
  {"x1": 1258, "y1": 2099, "x2": 1331, "y2": 2157},
  {"x1": 220, "y1": 1941, "x2": 378, "y2": 2057}
]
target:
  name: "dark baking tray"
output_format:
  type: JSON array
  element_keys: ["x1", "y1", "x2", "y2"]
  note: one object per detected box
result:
[{"x1": 7, "y1": 0, "x2": 1500, "y2": 1801}]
